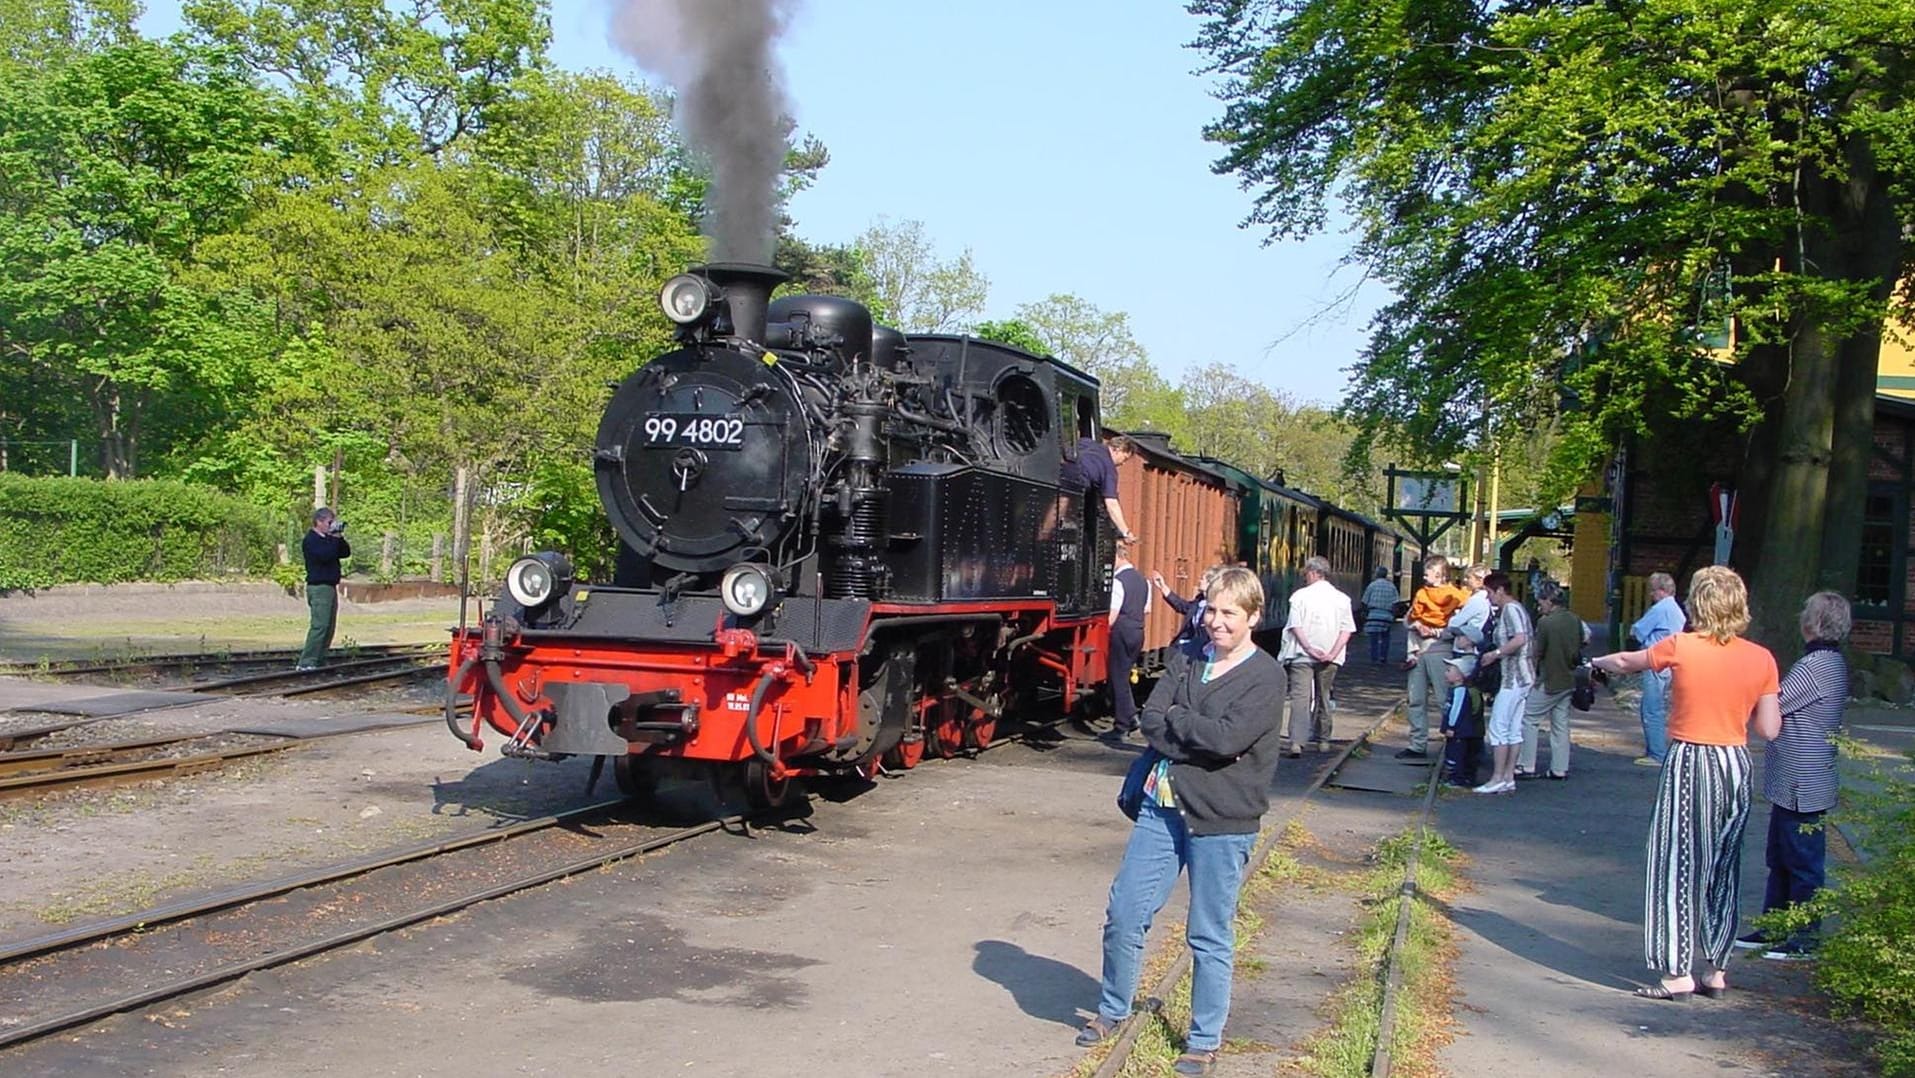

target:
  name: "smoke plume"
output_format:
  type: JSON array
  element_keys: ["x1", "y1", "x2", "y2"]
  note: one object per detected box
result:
[{"x1": 613, "y1": 0, "x2": 798, "y2": 263}]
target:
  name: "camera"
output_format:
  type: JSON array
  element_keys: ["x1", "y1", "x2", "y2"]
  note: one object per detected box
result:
[{"x1": 327, "y1": 519, "x2": 347, "y2": 537}]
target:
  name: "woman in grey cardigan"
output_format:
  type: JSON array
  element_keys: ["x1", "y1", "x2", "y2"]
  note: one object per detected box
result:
[{"x1": 1076, "y1": 567, "x2": 1286, "y2": 1077}]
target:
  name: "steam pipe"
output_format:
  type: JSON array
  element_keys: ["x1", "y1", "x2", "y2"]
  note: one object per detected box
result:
[
  {"x1": 741, "y1": 669, "x2": 780, "y2": 767},
  {"x1": 445, "y1": 655, "x2": 483, "y2": 750},
  {"x1": 483, "y1": 659, "x2": 536, "y2": 737}
]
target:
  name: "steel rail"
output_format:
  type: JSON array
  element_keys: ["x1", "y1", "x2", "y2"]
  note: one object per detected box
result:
[
  {"x1": 0, "y1": 708, "x2": 1050, "y2": 965},
  {"x1": 1089, "y1": 700, "x2": 1411, "y2": 1078},
  {"x1": 190, "y1": 654, "x2": 441, "y2": 692},
  {"x1": 0, "y1": 814, "x2": 736, "y2": 1050},
  {"x1": 0, "y1": 735, "x2": 212, "y2": 779},
  {"x1": 1368, "y1": 744, "x2": 1445, "y2": 1078},
  {"x1": 0, "y1": 741, "x2": 301, "y2": 800},
  {"x1": 0, "y1": 798, "x2": 629, "y2": 965},
  {"x1": 0, "y1": 644, "x2": 444, "y2": 680}
]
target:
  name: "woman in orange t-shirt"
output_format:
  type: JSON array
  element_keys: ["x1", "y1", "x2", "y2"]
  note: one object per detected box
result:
[{"x1": 1592, "y1": 566, "x2": 1781, "y2": 1001}]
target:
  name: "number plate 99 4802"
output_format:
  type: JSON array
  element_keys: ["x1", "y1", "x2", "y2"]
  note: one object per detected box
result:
[{"x1": 642, "y1": 413, "x2": 745, "y2": 450}]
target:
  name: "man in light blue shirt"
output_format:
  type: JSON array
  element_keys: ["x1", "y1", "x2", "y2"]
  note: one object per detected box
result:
[{"x1": 1629, "y1": 571, "x2": 1686, "y2": 764}]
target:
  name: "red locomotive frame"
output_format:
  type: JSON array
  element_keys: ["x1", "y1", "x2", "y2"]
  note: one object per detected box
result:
[{"x1": 448, "y1": 600, "x2": 1110, "y2": 804}]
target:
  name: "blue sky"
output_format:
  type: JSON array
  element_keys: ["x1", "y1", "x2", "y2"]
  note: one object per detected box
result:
[{"x1": 141, "y1": 1, "x2": 1385, "y2": 405}]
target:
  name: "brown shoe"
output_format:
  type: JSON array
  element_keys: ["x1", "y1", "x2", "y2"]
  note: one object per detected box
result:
[{"x1": 1173, "y1": 1050, "x2": 1218, "y2": 1076}]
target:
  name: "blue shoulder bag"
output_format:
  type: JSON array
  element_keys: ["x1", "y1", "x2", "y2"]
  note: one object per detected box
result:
[{"x1": 1117, "y1": 748, "x2": 1161, "y2": 821}]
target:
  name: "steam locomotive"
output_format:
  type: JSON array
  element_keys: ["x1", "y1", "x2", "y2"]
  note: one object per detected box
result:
[{"x1": 445, "y1": 262, "x2": 1410, "y2": 809}]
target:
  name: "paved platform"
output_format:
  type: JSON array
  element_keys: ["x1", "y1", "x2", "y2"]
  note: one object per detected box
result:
[{"x1": 1435, "y1": 688, "x2": 1877, "y2": 1076}]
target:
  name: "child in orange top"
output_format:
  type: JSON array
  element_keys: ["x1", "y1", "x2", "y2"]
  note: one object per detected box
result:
[{"x1": 1406, "y1": 556, "x2": 1470, "y2": 665}]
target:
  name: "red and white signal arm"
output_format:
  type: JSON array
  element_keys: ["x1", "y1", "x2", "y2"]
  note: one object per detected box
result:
[{"x1": 1709, "y1": 483, "x2": 1738, "y2": 565}]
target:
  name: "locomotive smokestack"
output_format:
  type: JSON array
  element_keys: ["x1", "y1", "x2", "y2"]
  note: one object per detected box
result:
[{"x1": 702, "y1": 262, "x2": 788, "y2": 344}]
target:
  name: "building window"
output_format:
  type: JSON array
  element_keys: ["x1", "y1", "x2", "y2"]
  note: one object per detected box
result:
[{"x1": 1857, "y1": 492, "x2": 1897, "y2": 607}]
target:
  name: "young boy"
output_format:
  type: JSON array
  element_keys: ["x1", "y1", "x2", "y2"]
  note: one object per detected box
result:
[
  {"x1": 1440, "y1": 654, "x2": 1486, "y2": 788},
  {"x1": 1406, "y1": 556, "x2": 1471, "y2": 668}
]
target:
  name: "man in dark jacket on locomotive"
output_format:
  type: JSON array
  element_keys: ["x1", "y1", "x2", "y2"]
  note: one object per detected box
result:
[
  {"x1": 299, "y1": 507, "x2": 351, "y2": 670},
  {"x1": 1062, "y1": 431, "x2": 1138, "y2": 544}
]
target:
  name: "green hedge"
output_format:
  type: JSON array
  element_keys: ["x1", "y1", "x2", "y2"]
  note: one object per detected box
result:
[{"x1": 0, "y1": 474, "x2": 277, "y2": 589}]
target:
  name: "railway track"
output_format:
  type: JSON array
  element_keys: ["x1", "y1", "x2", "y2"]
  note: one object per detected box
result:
[
  {"x1": 1088, "y1": 698, "x2": 1439, "y2": 1078},
  {"x1": 0, "y1": 705, "x2": 1068, "y2": 1050},
  {"x1": 0, "y1": 655, "x2": 451, "y2": 753},
  {"x1": 0, "y1": 643, "x2": 445, "y2": 681},
  {"x1": 0, "y1": 734, "x2": 301, "y2": 800},
  {"x1": 0, "y1": 800, "x2": 737, "y2": 1050}
]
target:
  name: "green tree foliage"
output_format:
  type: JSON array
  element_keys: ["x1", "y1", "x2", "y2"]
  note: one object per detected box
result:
[
  {"x1": 181, "y1": 0, "x2": 550, "y2": 158},
  {"x1": 0, "y1": 39, "x2": 297, "y2": 478},
  {"x1": 0, "y1": 0, "x2": 135, "y2": 72},
  {"x1": 1192, "y1": 0, "x2": 1915, "y2": 642},
  {"x1": 1012, "y1": 293, "x2": 1163, "y2": 421},
  {"x1": 854, "y1": 216, "x2": 989, "y2": 333},
  {"x1": 775, "y1": 233, "x2": 886, "y2": 318},
  {"x1": 971, "y1": 318, "x2": 1048, "y2": 356}
]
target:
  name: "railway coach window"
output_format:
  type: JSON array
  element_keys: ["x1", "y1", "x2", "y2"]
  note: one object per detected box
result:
[{"x1": 995, "y1": 373, "x2": 1050, "y2": 455}]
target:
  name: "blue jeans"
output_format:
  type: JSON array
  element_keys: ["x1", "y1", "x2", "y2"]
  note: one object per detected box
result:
[
  {"x1": 1367, "y1": 625, "x2": 1390, "y2": 663},
  {"x1": 1639, "y1": 669, "x2": 1671, "y2": 762},
  {"x1": 1096, "y1": 803, "x2": 1258, "y2": 1051}
]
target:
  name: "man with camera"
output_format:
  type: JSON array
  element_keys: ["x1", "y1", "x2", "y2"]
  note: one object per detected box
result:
[{"x1": 299, "y1": 507, "x2": 351, "y2": 670}]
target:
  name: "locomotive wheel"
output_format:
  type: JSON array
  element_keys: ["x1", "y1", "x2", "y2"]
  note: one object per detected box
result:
[
  {"x1": 613, "y1": 756, "x2": 659, "y2": 801},
  {"x1": 927, "y1": 702, "x2": 965, "y2": 759},
  {"x1": 962, "y1": 714, "x2": 997, "y2": 751},
  {"x1": 881, "y1": 736, "x2": 924, "y2": 771},
  {"x1": 742, "y1": 758, "x2": 798, "y2": 813}
]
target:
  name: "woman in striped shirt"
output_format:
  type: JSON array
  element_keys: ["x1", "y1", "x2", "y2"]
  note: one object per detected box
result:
[
  {"x1": 1591, "y1": 566, "x2": 1782, "y2": 1001},
  {"x1": 1734, "y1": 591, "x2": 1849, "y2": 960}
]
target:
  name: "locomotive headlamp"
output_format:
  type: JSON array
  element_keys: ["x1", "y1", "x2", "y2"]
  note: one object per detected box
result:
[
  {"x1": 505, "y1": 552, "x2": 575, "y2": 609},
  {"x1": 660, "y1": 274, "x2": 719, "y2": 326},
  {"x1": 720, "y1": 563, "x2": 775, "y2": 617}
]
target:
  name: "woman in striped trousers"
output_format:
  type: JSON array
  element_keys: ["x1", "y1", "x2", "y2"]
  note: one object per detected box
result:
[{"x1": 1592, "y1": 566, "x2": 1782, "y2": 1000}]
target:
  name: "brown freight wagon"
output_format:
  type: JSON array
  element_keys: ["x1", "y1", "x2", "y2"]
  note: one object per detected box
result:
[{"x1": 1112, "y1": 432, "x2": 1242, "y2": 659}]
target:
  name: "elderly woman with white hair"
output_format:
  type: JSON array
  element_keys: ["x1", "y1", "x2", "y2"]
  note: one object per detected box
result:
[{"x1": 1734, "y1": 590, "x2": 1851, "y2": 961}]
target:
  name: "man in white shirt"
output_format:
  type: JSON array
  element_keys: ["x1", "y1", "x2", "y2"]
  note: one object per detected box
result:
[{"x1": 1279, "y1": 556, "x2": 1356, "y2": 757}]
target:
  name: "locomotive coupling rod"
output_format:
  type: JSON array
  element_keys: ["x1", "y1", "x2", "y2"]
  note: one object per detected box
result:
[{"x1": 943, "y1": 679, "x2": 1002, "y2": 718}]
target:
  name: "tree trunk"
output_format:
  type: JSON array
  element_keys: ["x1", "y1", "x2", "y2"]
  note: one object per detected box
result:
[
  {"x1": 91, "y1": 382, "x2": 131, "y2": 479},
  {"x1": 1747, "y1": 320, "x2": 1839, "y2": 654},
  {"x1": 1821, "y1": 327, "x2": 1884, "y2": 594},
  {"x1": 1818, "y1": 136, "x2": 1903, "y2": 594},
  {"x1": 1730, "y1": 339, "x2": 1789, "y2": 576}
]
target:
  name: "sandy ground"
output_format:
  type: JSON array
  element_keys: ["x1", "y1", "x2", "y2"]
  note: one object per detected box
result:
[{"x1": 0, "y1": 582, "x2": 465, "y2": 662}]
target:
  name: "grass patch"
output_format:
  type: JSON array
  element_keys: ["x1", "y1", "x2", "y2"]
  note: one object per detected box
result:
[
  {"x1": 1071, "y1": 822, "x2": 1326, "y2": 1078},
  {"x1": 1291, "y1": 826, "x2": 1462, "y2": 1078}
]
